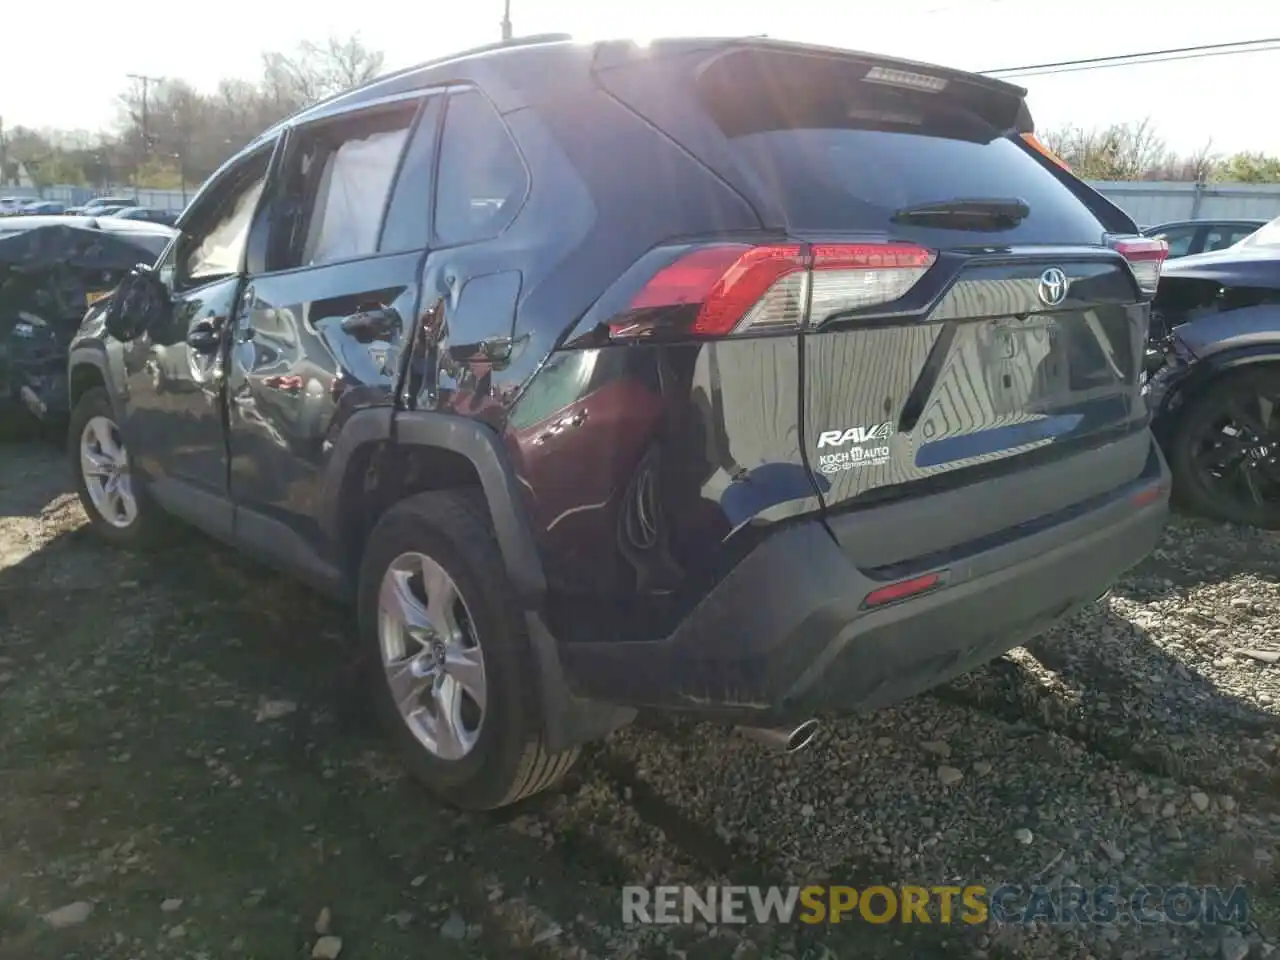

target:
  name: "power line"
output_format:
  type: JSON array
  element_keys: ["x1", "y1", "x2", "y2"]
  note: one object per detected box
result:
[
  {"x1": 997, "y1": 44, "x2": 1280, "y2": 79},
  {"x1": 983, "y1": 38, "x2": 1280, "y2": 77}
]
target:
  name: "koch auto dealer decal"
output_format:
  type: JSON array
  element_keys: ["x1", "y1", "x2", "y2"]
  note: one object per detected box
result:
[{"x1": 815, "y1": 421, "x2": 893, "y2": 473}]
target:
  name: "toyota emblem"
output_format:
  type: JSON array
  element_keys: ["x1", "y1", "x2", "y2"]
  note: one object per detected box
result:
[{"x1": 1037, "y1": 267, "x2": 1069, "y2": 307}]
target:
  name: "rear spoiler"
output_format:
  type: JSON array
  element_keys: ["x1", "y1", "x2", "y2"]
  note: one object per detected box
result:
[{"x1": 592, "y1": 37, "x2": 1033, "y2": 133}]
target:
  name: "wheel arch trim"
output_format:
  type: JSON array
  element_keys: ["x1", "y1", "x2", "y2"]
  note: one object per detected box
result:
[
  {"x1": 67, "y1": 346, "x2": 124, "y2": 415},
  {"x1": 1159, "y1": 341, "x2": 1280, "y2": 427},
  {"x1": 318, "y1": 407, "x2": 547, "y2": 602}
]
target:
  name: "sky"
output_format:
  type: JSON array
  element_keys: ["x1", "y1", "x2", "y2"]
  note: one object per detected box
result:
[{"x1": 3, "y1": 0, "x2": 1279, "y2": 156}]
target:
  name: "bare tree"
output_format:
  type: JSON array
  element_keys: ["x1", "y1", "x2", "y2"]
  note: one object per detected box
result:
[
  {"x1": 106, "y1": 33, "x2": 387, "y2": 187},
  {"x1": 1037, "y1": 119, "x2": 1168, "y2": 181},
  {"x1": 260, "y1": 34, "x2": 385, "y2": 111},
  {"x1": 1102, "y1": 118, "x2": 1168, "y2": 181},
  {"x1": 1185, "y1": 139, "x2": 1218, "y2": 183}
]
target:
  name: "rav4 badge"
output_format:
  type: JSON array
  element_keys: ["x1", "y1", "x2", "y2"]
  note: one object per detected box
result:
[{"x1": 816, "y1": 421, "x2": 895, "y2": 448}]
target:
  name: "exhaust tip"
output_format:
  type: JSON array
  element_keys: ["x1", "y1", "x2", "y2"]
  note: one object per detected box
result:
[
  {"x1": 785, "y1": 718, "x2": 820, "y2": 753},
  {"x1": 736, "y1": 719, "x2": 821, "y2": 754}
]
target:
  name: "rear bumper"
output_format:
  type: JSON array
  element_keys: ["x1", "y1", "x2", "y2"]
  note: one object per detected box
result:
[{"x1": 560, "y1": 438, "x2": 1170, "y2": 723}]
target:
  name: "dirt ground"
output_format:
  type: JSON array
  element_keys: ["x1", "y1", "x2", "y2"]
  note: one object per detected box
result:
[{"x1": 1, "y1": 436, "x2": 1278, "y2": 960}]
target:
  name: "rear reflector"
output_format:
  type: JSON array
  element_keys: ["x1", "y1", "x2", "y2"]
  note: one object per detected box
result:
[
  {"x1": 610, "y1": 242, "x2": 937, "y2": 341},
  {"x1": 1130, "y1": 484, "x2": 1167, "y2": 509},
  {"x1": 863, "y1": 571, "x2": 944, "y2": 608},
  {"x1": 1110, "y1": 235, "x2": 1169, "y2": 298}
]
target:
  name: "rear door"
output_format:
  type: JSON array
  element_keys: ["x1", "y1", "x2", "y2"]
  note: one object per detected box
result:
[
  {"x1": 597, "y1": 43, "x2": 1153, "y2": 522},
  {"x1": 225, "y1": 94, "x2": 436, "y2": 568}
]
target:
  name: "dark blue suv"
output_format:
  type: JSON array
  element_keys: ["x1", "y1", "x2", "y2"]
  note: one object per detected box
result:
[{"x1": 67, "y1": 35, "x2": 1171, "y2": 809}]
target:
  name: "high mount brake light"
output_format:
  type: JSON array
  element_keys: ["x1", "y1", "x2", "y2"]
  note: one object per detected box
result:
[
  {"x1": 608, "y1": 242, "x2": 937, "y2": 341},
  {"x1": 1109, "y1": 235, "x2": 1169, "y2": 298}
]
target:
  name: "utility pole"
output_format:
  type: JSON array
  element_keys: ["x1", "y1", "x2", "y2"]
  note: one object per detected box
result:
[
  {"x1": 127, "y1": 73, "x2": 162, "y2": 189},
  {"x1": 0, "y1": 116, "x2": 7, "y2": 187},
  {"x1": 500, "y1": 0, "x2": 512, "y2": 40}
]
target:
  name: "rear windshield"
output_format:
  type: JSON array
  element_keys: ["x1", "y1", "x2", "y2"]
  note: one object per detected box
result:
[
  {"x1": 1237, "y1": 216, "x2": 1280, "y2": 248},
  {"x1": 125, "y1": 233, "x2": 173, "y2": 259},
  {"x1": 697, "y1": 51, "x2": 1108, "y2": 245}
]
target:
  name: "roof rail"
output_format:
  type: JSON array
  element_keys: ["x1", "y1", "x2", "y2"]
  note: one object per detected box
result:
[
  {"x1": 396, "y1": 32, "x2": 576, "y2": 71},
  {"x1": 482, "y1": 32, "x2": 576, "y2": 52}
]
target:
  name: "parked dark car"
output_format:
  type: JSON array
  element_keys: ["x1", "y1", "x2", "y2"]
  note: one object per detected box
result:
[
  {"x1": 1142, "y1": 218, "x2": 1267, "y2": 260},
  {"x1": 64, "y1": 196, "x2": 139, "y2": 216},
  {"x1": 1, "y1": 216, "x2": 174, "y2": 427},
  {"x1": 21, "y1": 200, "x2": 67, "y2": 215},
  {"x1": 111, "y1": 206, "x2": 180, "y2": 226},
  {"x1": 0, "y1": 197, "x2": 34, "y2": 216},
  {"x1": 1145, "y1": 215, "x2": 1280, "y2": 527},
  {"x1": 69, "y1": 35, "x2": 1171, "y2": 810}
]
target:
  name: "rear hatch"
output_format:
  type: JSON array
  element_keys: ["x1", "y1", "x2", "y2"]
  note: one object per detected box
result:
[{"x1": 591, "y1": 41, "x2": 1158, "y2": 552}]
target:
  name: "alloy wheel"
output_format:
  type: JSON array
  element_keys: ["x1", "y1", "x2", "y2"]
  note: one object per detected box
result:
[
  {"x1": 377, "y1": 551, "x2": 487, "y2": 760},
  {"x1": 79, "y1": 415, "x2": 138, "y2": 529},
  {"x1": 1188, "y1": 384, "x2": 1280, "y2": 515}
]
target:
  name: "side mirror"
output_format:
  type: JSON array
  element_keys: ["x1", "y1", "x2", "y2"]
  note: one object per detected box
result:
[{"x1": 103, "y1": 264, "x2": 168, "y2": 342}]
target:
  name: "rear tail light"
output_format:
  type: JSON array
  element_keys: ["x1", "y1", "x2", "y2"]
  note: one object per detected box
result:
[
  {"x1": 809, "y1": 244, "x2": 937, "y2": 325},
  {"x1": 1110, "y1": 235, "x2": 1169, "y2": 298},
  {"x1": 605, "y1": 241, "x2": 937, "y2": 342}
]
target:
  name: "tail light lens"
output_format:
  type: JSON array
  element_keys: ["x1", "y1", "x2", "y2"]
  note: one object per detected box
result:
[
  {"x1": 1110, "y1": 236, "x2": 1169, "y2": 298},
  {"x1": 604, "y1": 241, "x2": 936, "y2": 342}
]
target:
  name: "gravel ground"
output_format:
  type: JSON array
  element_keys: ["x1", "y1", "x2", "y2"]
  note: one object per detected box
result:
[{"x1": 0, "y1": 437, "x2": 1278, "y2": 960}]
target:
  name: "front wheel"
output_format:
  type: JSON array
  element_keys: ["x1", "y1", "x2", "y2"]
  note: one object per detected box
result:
[
  {"x1": 68, "y1": 387, "x2": 165, "y2": 546},
  {"x1": 357, "y1": 489, "x2": 579, "y2": 810},
  {"x1": 1169, "y1": 367, "x2": 1280, "y2": 529}
]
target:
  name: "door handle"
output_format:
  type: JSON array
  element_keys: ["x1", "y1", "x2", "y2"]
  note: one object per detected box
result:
[
  {"x1": 341, "y1": 305, "x2": 401, "y2": 343},
  {"x1": 187, "y1": 319, "x2": 221, "y2": 354}
]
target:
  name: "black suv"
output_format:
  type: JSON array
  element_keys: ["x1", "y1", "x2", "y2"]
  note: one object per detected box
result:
[{"x1": 66, "y1": 36, "x2": 1172, "y2": 810}]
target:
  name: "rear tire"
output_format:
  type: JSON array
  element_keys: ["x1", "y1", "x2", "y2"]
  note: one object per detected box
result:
[
  {"x1": 68, "y1": 386, "x2": 166, "y2": 546},
  {"x1": 357, "y1": 489, "x2": 579, "y2": 810},
  {"x1": 1169, "y1": 367, "x2": 1280, "y2": 529}
]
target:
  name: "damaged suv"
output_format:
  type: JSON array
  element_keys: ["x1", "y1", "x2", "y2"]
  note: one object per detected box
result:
[
  {"x1": 1, "y1": 216, "x2": 174, "y2": 431},
  {"x1": 1146, "y1": 215, "x2": 1280, "y2": 527},
  {"x1": 68, "y1": 36, "x2": 1170, "y2": 810}
]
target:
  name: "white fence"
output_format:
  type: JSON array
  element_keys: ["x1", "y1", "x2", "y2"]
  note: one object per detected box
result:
[
  {"x1": 1, "y1": 185, "x2": 193, "y2": 211},
  {"x1": 1090, "y1": 181, "x2": 1280, "y2": 226},
  {"x1": 8, "y1": 179, "x2": 1280, "y2": 224}
]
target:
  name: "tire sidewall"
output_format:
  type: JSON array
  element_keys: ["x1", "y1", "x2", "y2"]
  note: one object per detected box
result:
[{"x1": 357, "y1": 503, "x2": 539, "y2": 808}]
